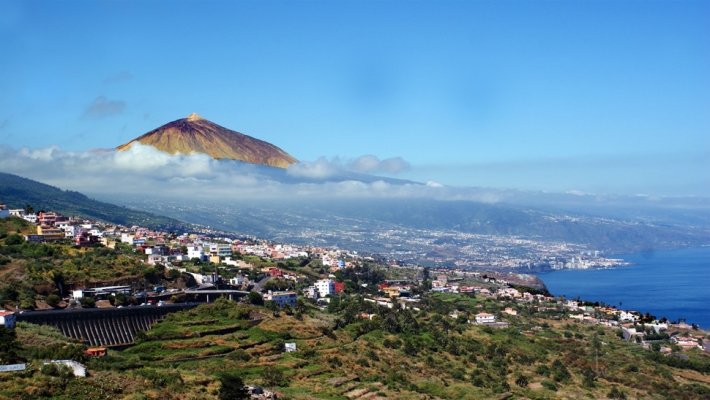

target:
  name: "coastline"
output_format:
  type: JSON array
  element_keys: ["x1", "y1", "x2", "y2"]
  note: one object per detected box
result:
[{"x1": 532, "y1": 246, "x2": 710, "y2": 329}]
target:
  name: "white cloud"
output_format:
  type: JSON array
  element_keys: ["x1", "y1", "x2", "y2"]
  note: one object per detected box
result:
[
  {"x1": 347, "y1": 154, "x2": 410, "y2": 174},
  {"x1": 286, "y1": 157, "x2": 343, "y2": 179},
  {"x1": 0, "y1": 144, "x2": 515, "y2": 205}
]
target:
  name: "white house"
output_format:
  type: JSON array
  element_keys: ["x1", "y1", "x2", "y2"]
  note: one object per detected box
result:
[
  {"x1": 8, "y1": 209, "x2": 25, "y2": 218},
  {"x1": 147, "y1": 254, "x2": 163, "y2": 265},
  {"x1": 314, "y1": 279, "x2": 334, "y2": 298},
  {"x1": 63, "y1": 225, "x2": 80, "y2": 238},
  {"x1": 284, "y1": 343, "x2": 297, "y2": 353},
  {"x1": 619, "y1": 311, "x2": 639, "y2": 322},
  {"x1": 0, "y1": 311, "x2": 16, "y2": 328},
  {"x1": 23, "y1": 213, "x2": 38, "y2": 224},
  {"x1": 304, "y1": 286, "x2": 319, "y2": 300},
  {"x1": 121, "y1": 233, "x2": 135, "y2": 245},
  {"x1": 187, "y1": 245, "x2": 207, "y2": 262},
  {"x1": 475, "y1": 313, "x2": 496, "y2": 324}
]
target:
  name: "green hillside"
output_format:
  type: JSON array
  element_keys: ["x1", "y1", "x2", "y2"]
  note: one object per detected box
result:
[{"x1": 0, "y1": 172, "x2": 184, "y2": 229}]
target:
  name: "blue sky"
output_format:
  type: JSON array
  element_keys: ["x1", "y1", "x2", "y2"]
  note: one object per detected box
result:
[{"x1": 0, "y1": 0, "x2": 708, "y2": 196}]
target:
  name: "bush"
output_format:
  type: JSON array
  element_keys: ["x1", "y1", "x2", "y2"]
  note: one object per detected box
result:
[
  {"x1": 541, "y1": 380, "x2": 558, "y2": 391},
  {"x1": 515, "y1": 374, "x2": 528, "y2": 387},
  {"x1": 79, "y1": 297, "x2": 95, "y2": 308},
  {"x1": 226, "y1": 349, "x2": 251, "y2": 362},
  {"x1": 608, "y1": 385, "x2": 627, "y2": 399},
  {"x1": 260, "y1": 365, "x2": 287, "y2": 387},
  {"x1": 218, "y1": 371, "x2": 249, "y2": 400},
  {"x1": 135, "y1": 368, "x2": 182, "y2": 387},
  {"x1": 45, "y1": 294, "x2": 60, "y2": 307},
  {"x1": 4, "y1": 234, "x2": 24, "y2": 245}
]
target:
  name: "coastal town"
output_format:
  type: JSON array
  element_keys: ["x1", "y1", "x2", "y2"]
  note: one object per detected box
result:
[{"x1": 1, "y1": 202, "x2": 707, "y2": 355}]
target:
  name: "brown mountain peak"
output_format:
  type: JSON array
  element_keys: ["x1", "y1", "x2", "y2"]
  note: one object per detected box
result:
[{"x1": 116, "y1": 114, "x2": 297, "y2": 169}]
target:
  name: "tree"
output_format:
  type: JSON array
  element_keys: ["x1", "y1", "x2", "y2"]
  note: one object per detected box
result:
[
  {"x1": 4, "y1": 234, "x2": 23, "y2": 245},
  {"x1": 45, "y1": 294, "x2": 61, "y2": 308},
  {"x1": 248, "y1": 291, "x2": 263, "y2": 305},
  {"x1": 295, "y1": 297, "x2": 308, "y2": 314},
  {"x1": 264, "y1": 300, "x2": 279, "y2": 315},
  {"x1": 169, "y1": 269, "x2": 181, "y2": 279},
  {"x1": 79, "y1": 296, "x2": 95, "y2": 308},
  {"x1": 260, "y1": 365, "x2": 285, "y2": 388},
  {"x1": 0, "y1": 328, "x2": 22, "y2": 364},
  {"x1": 218, "y1": 371, "x2": 250, "y2": 400},
  {"x1": 515, "y1": 374, "x2": 529, "y2": 387},
  {"x1": 282, "y1": 303, "x2": 293, "y2": 315}
]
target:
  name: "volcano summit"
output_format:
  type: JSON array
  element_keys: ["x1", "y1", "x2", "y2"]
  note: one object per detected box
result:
[{"x1": 117, "y1": 113, "x2": 298, "y2": 168}]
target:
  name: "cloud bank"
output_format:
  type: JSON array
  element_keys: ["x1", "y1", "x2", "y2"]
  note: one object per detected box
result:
[
  {"x1": 347, "y1": 155, "x2": 410, "y2": 174},
  {"x1": 0, "y1": 144, "x2": 476, "y2": 202},
  {"x1": 0, "y1": 144, "x2": 706, "y2": 220}
]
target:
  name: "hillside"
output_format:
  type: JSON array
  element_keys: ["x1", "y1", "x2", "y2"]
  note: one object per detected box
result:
[
  {"x1": 2, "y1": 296, "x2": 709, "y2": 399},
  {"x1": 117, "y1": 113, "x2": 298, "y2": 168},
  {"x1": 0, "y1": 172, "x2": 184, "y2": 229}
]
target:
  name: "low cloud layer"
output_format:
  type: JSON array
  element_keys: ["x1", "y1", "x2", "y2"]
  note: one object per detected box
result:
[
  {"x1": 347, "y1": 155, "x2": 410, "y2": 174},
  {"x1": 0, "y1": 144, "x2": 462, "y2": 202},
  {"x1": 287, "y1": 155, "x2": 410, "y2": 179},
  {"x1": 0, "y1": 144, "x2": 705, "y2": 221},
  {"x1": 286, "y1": 157, "x2": 342, "y2": 179},
  {"x1": 82, "y1": 96, "x2": 126, "y2": 118}
]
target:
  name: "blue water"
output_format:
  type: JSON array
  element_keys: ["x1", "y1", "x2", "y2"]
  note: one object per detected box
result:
[{"x1": 535, "y1": 246, "x2": 710, "y2": 329}]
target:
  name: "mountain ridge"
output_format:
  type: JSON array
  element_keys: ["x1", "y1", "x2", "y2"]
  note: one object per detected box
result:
[
  {"x1": 117, "y1": 113, "x2": 298, "y2": 168},
  {"x1": 0, "y1": 171, "x2": 185, "y2": 229}
]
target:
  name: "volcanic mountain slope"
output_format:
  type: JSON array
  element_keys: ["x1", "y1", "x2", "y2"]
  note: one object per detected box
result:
[{"x1": 117, "y1": 113, "x2": 298, "y2": 168}]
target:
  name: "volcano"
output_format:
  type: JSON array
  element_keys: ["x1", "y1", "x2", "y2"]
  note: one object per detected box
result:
[{"x1": 117, "y1": 113, "x2": 298, "y2": 168}]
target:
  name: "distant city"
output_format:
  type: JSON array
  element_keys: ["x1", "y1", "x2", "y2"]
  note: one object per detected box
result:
[{"x1": 121, "y1": 199, "x2": 631, "y2": 273}]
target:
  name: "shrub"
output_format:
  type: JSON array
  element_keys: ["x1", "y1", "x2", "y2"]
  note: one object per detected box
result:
[
  {"x1": 218, "y1": 371, "x2": 249, "y2": 400},
  {"x1": 4, "y1": 234, "x2": 23, "y2": 245},
  {"x1": 45, "y1": 294, "x2": 60, "y2": 307},
  {"x1": 79, "y1": 297, "x2": 95, "y2": 308},
  {"x1": 608, "y1": 385, "x2": 627, "y2": 399},
  {"x1": 541, "y1": 380, "x2": 558, "y2": 391},
  {"x1": 135, "y1": 368, "x2": 183, "y2": 388},
  {"x1": 260, "y1": 365, "x2": 287, "y2": 387},
  {"x1": 515, "y1": 374, "x2": 529, "y2": 387},
  {"x1": 357, "y1": 358, "x2": 370, "y2": 367},
  {"x1": 226, "y1": 349, "x2": 251, "y2": 362}
]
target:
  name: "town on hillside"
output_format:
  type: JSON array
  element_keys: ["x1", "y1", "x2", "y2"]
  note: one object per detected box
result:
[{"x1": 1, "y1": 201, "x2": 707, "y2": 354}]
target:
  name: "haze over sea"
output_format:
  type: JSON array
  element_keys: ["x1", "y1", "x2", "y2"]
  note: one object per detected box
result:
[{"x1": 536, "y1": 246, "x2": 710, "y2": 329}]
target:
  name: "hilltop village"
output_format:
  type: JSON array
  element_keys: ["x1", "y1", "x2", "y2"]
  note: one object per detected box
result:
[{"x1": 1, "y1": 202, "x2": 709, "y2": 399}]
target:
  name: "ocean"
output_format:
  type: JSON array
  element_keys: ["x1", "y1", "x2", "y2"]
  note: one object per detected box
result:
[{"x1": 535, "y1": 246, "x2": 710, "y2": 329}]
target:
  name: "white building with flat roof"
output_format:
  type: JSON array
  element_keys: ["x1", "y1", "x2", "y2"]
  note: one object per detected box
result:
[
  {"x1": 475, "y1": 313, "x2": 496, "y2": 324},
  {"x1": 315, "y1": 279, "x2": 334, "y2": 298}
]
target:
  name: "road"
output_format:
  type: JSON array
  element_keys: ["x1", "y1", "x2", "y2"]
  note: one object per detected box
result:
[{"x1": 252, "y1": 275, "x2": 272, "y2": 293}]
